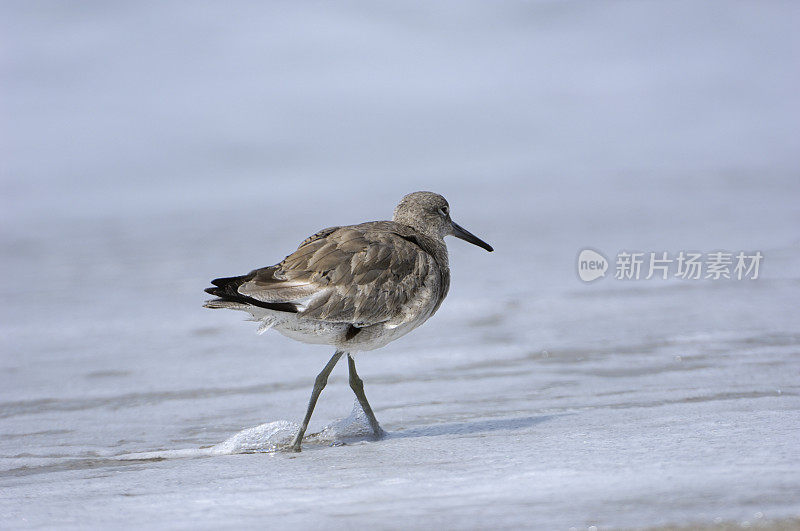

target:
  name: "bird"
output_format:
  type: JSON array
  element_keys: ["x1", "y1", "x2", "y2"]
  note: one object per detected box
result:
[{"x1": 204, "y1": 191, "x2": 493, "y2": 451}]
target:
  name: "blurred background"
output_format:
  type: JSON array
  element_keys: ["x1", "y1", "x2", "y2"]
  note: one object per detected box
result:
[{"x1": 1, "y1": 1, "x2": 799, "y2": 528}]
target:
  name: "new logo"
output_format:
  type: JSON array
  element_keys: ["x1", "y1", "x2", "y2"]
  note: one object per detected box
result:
[{"x1": 577, "y1": 249, "x2": 608, "y2": 282}]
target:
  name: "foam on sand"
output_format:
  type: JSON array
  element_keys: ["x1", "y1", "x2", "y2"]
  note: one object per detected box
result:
[{"x1": 116, "y1": 401, "x2": 375, "y2": 460}]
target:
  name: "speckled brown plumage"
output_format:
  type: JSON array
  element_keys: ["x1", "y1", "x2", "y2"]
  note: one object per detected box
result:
[{"x1": 209, "y1": 221, "x2": 450, "y2": 328}]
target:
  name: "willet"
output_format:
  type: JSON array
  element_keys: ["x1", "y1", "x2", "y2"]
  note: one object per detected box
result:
[{"x1": 204, "y1": 191, "x2": 493, "y2": 451}]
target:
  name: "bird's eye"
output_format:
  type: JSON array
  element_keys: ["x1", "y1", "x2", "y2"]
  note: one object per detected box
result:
[{"x1": 439, "y1": 206, "x2": 449, "y2": 216}]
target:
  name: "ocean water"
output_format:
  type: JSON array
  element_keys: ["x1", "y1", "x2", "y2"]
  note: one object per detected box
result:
[{"x1": 1, "y1": 1, "x2": 799, "y2": 529}]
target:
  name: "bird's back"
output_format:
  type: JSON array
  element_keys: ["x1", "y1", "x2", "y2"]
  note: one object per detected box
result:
[{"x1": 205, "y1": 220, "x2": 450, "y2": 350}]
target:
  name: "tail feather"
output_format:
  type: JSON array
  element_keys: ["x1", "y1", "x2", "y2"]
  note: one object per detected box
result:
[{"x1": 204, "y1": 274, "x2": 299, "y2": 313}]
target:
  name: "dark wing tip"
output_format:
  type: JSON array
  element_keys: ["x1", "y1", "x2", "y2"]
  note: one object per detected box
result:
[
  {"x1": 204, "y1": 277, "x2": 299, "y2": 314},
  {"x1": 211, "y1": 276, "x2": 237, "y2": 287}
]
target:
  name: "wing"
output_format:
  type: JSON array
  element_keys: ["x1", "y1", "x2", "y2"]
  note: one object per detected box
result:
[{"x1": 236, "y1": 225, "x2": 437, "y2": 326}]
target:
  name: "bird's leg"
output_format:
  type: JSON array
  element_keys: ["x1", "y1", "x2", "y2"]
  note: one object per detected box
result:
[
  {"x1": 290, "y1": 350, "x2": 343, "y2": 452},
  {"x1": 347, "y1": 353, "x2": 386, "y2": 439}
]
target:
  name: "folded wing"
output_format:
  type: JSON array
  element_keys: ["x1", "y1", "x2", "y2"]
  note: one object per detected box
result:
[{"x1": 222, "y1": 224, "x2": 436, "y2": 327}]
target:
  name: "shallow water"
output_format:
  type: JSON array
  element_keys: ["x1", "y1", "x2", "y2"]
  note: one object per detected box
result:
[{"x1": 2, "y1": 1, "x2": 800, "y2": 529}]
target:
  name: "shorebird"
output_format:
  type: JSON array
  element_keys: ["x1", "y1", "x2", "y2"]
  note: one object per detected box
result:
[{"x1": 204, "y1": 191, "x2": 493, "y2": 451}]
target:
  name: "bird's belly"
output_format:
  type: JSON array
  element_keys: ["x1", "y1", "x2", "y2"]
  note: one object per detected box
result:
[
  {"x1": 273, "y1": 319, "x2": 349, "y2": 346},
  {"x1": 270, "y1": 311, "x2": 430, "y2": 352},
  {"x1": 344, "y1": 317, "x2": 426, "y2": 351}
]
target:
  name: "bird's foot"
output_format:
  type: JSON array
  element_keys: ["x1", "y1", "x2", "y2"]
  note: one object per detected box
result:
[{"x1": 289, "y1": 433, "x2": 304, "y2": 452}]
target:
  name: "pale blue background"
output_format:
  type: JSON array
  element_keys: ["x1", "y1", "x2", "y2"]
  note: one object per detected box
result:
[{"x1": 2, "y1": 2, "x2": 799, "y2": 528}]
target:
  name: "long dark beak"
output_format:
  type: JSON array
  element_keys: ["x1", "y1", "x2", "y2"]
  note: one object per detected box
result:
[{"x1": 452, "y1": 221, "x2": 493, "y2": 252}]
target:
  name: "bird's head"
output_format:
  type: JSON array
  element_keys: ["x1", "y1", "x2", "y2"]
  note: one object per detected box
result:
[{"x1": 393, "y1": 191, "x2": 493, "y2": 252}]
